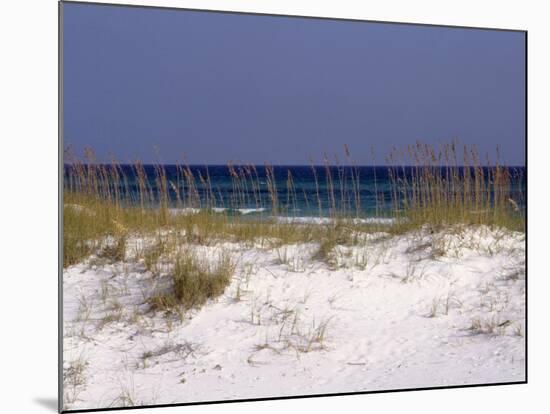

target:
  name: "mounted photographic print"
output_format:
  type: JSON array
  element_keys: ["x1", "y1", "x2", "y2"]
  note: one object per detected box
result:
[{"x1": 60, "y1": 1, "x2": 526, "y2": 411}]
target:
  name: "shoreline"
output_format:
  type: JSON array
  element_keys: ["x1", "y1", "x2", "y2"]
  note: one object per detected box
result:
[{"x1": 167, "y1": 206, "x2": 399, "y2": 224}]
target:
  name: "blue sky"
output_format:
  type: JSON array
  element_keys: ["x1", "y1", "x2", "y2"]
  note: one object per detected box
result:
[{"x1": 63, "y1": 3, "x2": 525, "y2": 165}]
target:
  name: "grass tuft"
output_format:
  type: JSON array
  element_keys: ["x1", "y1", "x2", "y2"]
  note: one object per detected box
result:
[{"x1": 149, "y1": 249, "x2": 235, "y2": 312}]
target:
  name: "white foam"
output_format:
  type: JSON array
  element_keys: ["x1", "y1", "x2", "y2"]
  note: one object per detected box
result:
[
  {"x1": 167, "y1": 208, "x2": 200, "y2": 216},
  {"x1": 168, "y1": 207, "x2": 266, "y2": 216},
  {"x1": 237, "y1": 208, "x2": 267, "y2": 215},
  {"x1": 271, "y1": 216, "x2": 397, "y2": 225}
]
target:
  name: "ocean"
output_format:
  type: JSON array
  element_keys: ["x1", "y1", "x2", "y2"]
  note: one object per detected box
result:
[{"x1": 64, "y1": 165, "x2": 526, "y2": 220}]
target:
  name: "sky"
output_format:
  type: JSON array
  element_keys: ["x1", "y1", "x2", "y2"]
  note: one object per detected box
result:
[{"x1": 63, "y1": 3, "x2": 525, "y2": 165}]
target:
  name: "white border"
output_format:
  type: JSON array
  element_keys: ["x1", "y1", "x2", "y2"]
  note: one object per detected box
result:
[{"x1": 1, "y1": 1, "x2": 547, "y2": 413}]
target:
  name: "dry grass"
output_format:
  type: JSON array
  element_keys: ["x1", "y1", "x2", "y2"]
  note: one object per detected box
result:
[
  {"x1": 63, "y1": 353, "x2": 88, "y2": 408},
  {"x1": 64, "y1": 144, "x2": 524, "y2": 268},
  {"x1": 63, "y1": 143, "x2": 525, "y2": 313},
  {"x1": 148, "y1": 249, "x2": 235, "y2": 312},
  {"x1": 385, "y1": 141, "x2": 525, "y2": 233}
]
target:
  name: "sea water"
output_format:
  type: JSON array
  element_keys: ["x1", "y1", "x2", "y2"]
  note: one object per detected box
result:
[{"x1": 64, "y1": 165, "x2": 526, "y2": 221}]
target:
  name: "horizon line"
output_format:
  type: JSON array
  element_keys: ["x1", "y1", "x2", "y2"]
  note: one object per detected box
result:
[{"x1": 62, "y1": 163, "x2": 526, "y2": 168}]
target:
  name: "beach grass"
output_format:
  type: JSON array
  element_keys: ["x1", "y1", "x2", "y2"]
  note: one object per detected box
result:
[
  {"x1": 384, "y1": 142, "x2": 525, "y2": 233},
  {"x1": 148, "y1": 248, "x2": 235, "y2": 312},
  {"x1": 63, "y1": 142, "x2": 525, "y2": 311}
]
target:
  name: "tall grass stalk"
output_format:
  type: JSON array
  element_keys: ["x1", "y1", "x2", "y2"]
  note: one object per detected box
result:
[{"x1": 63, "y1": 142, "x2": 525, "y2": 268}]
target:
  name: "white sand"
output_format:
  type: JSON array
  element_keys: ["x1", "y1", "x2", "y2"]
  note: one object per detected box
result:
[{"x1": 62, "y1": 225, "x2": 525, "y2": 410}]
